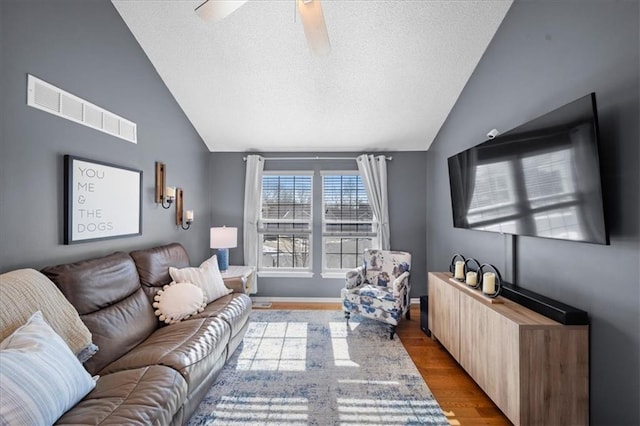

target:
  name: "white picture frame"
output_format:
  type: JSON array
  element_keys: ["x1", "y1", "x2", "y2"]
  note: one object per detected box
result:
[{"x1": 64, "y1": 155, "x2": 142, "y2": 244}]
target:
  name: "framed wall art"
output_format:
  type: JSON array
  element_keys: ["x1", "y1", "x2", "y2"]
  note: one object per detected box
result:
[{"x1": 64, "y1": 155, "x2": 142, "y2": 244}]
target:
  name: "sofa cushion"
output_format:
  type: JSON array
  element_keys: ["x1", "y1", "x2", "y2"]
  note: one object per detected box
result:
[
  {"x1": 80, "y1": 289, "x2": 158, "y2": 374},
  {"x1": 190, "y1": 293, "x2": 253, "y2": 360},
  {"x1": 130, "y1": 243, "x2": 191, "y2": 305},
  {"x1": 190, "y1": 293, "x2": 252, "y2": 339},
  {"x1": 0, "y1": 268, "x2": 96, "y2": 360},
  {"x1": 42, "y1": 252, "x2": 157, "y2": 375},
  {"x1": 55, "y1": 365, "x2": 187, "y2": 426},
  {"x1": 0, "y1": 312, "x2": 96, "y2": 426},
  {"x1": 169, "y1": 256, "x2": 231, "y2": 304},
  {"x1": 42, "y1": 252, "x2": 141, "y2": 314},
  {"x1": 153, "y1": 282, "x2": 206, "y2": 324},
  {"x1": 99, "y1": 316, "x2": 231, "y2": 393}
]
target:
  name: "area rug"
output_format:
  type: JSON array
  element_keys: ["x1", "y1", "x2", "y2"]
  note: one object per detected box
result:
[{"x1": 189, "y1": 310, "x2": 448, "y2": 426}]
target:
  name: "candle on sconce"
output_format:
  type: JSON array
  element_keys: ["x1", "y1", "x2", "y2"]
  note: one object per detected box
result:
[
  {"x1": 185, "y1": 210, "x2": 194, "y2": 221},
  {"x1": 165, "y1": 186, "x2": 176, "y2": 198},
  {"x1": 466, "y1": 271, "x2": 478, "y2": 286},
  {"x1": 483, "y1": 272, "x2": 496, "y2": 294},
  {"x1": 454, "y1": 261, "x2": 465, "y2": 280}
]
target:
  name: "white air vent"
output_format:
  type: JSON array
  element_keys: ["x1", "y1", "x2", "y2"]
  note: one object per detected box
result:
[
  {"x1": 34, "y1": 81, "x2": 60, "y2": 113},
  {"x1": 103, "y1": 113, "x2": 119, "y2": 135},
  {"x1": 120, "y1": 120, "x2": 136, "y2": 141},
  {"x1": 61, "y1": 94, "x2": 83, "y2": 121},
  {"x1": 84, "y1": 104, "x2": 102, "y2": 128},
  {"x1": 27, "y1": 74, "x2": 137, "y2": 144}
]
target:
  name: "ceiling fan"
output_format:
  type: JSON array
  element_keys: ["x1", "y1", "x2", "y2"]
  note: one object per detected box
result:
[{"x1": 195, "y1": 0, "x2": 331, "y2": 56}]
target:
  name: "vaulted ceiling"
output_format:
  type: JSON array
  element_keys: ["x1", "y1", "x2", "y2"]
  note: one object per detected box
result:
[{"x1": 112, "y1": 0, "x2": 512, "y2": 152}]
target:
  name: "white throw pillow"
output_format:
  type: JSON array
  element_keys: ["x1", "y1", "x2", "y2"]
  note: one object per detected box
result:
[
  {"x1": 0, "y1": 311, "x2": 96, "y2": 425},
  {"x1": 153, "y1": 282, "x2": 206, "y2": 324},
  {"x1": 169, "y1": 255, "x2": 231, "y2": 303}
]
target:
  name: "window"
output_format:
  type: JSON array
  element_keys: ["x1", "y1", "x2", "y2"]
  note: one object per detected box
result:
[
  {"x1": 257, "y1": 170, "x2": 378, "y2": 277},
  {"x1": 259, "y1": 172, "x2": 313, "y2": 274},
  {"x1": 322, "y1": 172, "x2": 375, "y2": 274}
]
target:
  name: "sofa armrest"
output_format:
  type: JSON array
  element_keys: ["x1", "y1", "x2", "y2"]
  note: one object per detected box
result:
[
  {"x1": 223, "y1": 276, "x2": 245, "y2": 294},
  {"x1": 391, "y1": 271, "x2": 410, "y2": 298},
  {"x1": 345, "y1": 266, "x2": 365, "y2": 290}
]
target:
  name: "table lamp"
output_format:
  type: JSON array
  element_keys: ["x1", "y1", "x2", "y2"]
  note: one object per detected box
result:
[{"x1": 210, "y1": 226, "x2": 237, "y2": 272}]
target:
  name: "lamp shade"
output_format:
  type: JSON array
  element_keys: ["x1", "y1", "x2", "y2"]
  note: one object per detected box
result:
[{"x1": 210, "y1": 226, "x2": 238, "y2": 249}]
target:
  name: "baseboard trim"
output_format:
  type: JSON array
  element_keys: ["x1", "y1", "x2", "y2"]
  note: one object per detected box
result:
[
  {"x1": 249, "y1": 296, "x2": 422, "y2": 304},
  {"x1": 250, "y1": 296, "x2": 342, "y2": 303}
]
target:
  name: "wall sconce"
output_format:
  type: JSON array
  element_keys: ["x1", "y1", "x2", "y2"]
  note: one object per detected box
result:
[
  {"x1": 155, "y1": 162, "x2": 175, "y2": 209},
  {"x1": 210, "y1": 226, "x2": 237, "y2": 272},
  {"x1": 175, "y1": 188, "x2": 194, "y2": 230}
]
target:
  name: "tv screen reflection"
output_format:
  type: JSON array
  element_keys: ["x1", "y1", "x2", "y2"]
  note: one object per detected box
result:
[{"x1": 448, "y1": 94, "x2": 608, "y2": 244}]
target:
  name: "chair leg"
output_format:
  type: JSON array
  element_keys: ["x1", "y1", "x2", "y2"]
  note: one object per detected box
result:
[
  {"x1": 345, "y1": 311, "x2": 350, "y2": 325},
  {"x1": 389, "y1": 324, "x2": 396, "y2": 340},
  {"x1": 406, "y1": 310, "x2": 411, "y2": 320}
]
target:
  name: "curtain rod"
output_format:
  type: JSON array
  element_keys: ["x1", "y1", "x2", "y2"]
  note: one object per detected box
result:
[{"x1": 242, "y1": 156, "x2": 392, "y2": 161}]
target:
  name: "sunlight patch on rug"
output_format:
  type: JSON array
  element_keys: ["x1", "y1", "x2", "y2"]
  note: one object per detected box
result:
[
  {"x1": 189, "y1": 310, "x2": 448, "y2": 426},
  {"x1": 237, "y1": 321, "x2": 308, "y2": 371}
]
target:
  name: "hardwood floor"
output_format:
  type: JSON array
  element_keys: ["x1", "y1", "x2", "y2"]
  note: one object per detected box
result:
[{"x1": 262, "y1": 302, "x2": 511, "y2": 426}]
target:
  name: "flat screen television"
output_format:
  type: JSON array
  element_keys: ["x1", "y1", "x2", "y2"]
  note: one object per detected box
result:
[{"x1": 448, "y1": 93, "x2": 609, "y2": 245}]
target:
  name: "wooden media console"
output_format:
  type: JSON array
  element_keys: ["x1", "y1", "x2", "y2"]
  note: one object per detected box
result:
[{"x1": 428, "y1": 272, "x2": 588, "y2": 425}]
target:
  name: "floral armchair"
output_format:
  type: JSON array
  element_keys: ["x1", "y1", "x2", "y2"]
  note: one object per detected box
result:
[{"x1": 341, "y1": 249, "x2": 412, "y2": 339}]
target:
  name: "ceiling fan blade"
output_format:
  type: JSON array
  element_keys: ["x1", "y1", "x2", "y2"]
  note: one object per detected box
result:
[
  {"x1": 195, "y1": 0, "x2": 248, "y2": 22},
  {"x1": 297, "y1": 0, "x2": 331, "y2": 56}
]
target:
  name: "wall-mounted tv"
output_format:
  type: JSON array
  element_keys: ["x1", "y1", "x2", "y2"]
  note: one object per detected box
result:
[{"x1": 448, "y1": 93, "x2": 609, "y2": 245}]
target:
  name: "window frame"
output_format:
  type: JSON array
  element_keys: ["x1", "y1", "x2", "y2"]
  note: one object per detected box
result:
[
  {"x1": 320, "y1": 171, "x2": 377, "y2": 277},
  {"x1": 258, "y1": 170, "x2": 314, "y2": 277}
]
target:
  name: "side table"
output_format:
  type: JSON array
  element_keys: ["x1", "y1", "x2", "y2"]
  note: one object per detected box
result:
[{"x1": 221, "y1": 265, "x2": 255, "y2": 295}]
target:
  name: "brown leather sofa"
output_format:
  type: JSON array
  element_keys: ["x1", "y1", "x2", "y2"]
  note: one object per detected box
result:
[{"x1": 40, "y1": 242, "x2": 252, "y2": 425}]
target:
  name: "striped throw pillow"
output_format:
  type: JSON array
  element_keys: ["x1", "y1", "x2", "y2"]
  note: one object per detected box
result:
[
  {"x1": 0, "y1": 311, "x2": 96, "y2": 425},
  {"x1": 169, "y1": 255, "x2": 232, "y2": 303}
]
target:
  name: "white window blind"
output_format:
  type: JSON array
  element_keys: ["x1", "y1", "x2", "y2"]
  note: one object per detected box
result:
[
  {"x1": 259, "y1": 173, "x2": 313, "y2": 270},
  {"x1": 322, "y1": 173, "x2": 376, "y2": 271}
]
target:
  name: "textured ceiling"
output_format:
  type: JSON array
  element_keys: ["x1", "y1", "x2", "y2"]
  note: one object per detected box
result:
[{"x1": 112, "y1": 0, "x2": 512, "y2": 152}]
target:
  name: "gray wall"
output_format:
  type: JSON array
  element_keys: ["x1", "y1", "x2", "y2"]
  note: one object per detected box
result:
[
  {"x1": 210, "y1": 151, "x2": 428, "y2": 298},
  {"x1": 2, "y1": 0, "x2": 637, "y2": 423},
  {"x1": 0, "y1": 0, "x2": 211, "y2": 272},
  {"x1": 426, "y1": 1, "x2": 639, "y2": 424}
]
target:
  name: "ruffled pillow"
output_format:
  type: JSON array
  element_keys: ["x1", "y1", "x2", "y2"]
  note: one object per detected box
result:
[
  {"x1": 169, "y1": 255, "x2": 231, "y2": 303},
  {"x1": 153, "y1": 282, "x2": 206, "y2": 324}
]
